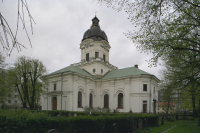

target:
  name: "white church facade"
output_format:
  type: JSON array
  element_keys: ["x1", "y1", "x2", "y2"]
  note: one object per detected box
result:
[{"x1": 42, "y1": 16, "x2": 159, "y2": 113}]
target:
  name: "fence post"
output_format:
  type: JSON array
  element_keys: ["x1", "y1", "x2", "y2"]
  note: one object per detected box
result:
[
  {"x1": 138, "y1": 119, "x2": 143, "y2": 130},
  {"x1": 133, "y1": 120, "x2": 137, "y2": 132}
]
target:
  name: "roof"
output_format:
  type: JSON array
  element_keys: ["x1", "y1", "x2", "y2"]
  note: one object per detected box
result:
[
  {"x1": 48, "y1": 65, "x2": 96, "y2": 79},
  {"x1": 48, "y1": 66, "x2": 157, "y2": 81},
  {"x1": 102, "y1": 66, "x2": 152, "y2": 80},
  {"x1": 82, "y1": 16, "x2": 108, "y2": 42}
]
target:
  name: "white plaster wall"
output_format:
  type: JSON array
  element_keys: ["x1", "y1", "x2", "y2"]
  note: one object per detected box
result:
[
  {"x1": 78, "y1": 62, "x2": 112, "y2": 76},
  {"x1": 42, "y1": 73, "x2": 159, "y2": 113},
  {"x1": 80, "y1": 40, "x2": 110, "y2": 62}
]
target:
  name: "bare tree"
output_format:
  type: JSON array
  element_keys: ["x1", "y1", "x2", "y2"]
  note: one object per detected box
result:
[{"x1": 0, "y1": 0, "x2": 35, "y2": 56}]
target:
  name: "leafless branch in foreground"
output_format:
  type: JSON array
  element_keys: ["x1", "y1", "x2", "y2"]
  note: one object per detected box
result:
[{"x1": 0, "y1": 0, "x2": 35, "y2": 56}]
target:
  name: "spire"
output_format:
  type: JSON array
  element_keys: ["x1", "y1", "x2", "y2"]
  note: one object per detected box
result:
[{"x1": 91, "y1": 15, "x2": 100, "y2": 28}]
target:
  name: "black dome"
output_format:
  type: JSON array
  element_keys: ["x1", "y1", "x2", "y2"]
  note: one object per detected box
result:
[{"x1": 82, "y1": 16, "x2": 108, "y2": 42}]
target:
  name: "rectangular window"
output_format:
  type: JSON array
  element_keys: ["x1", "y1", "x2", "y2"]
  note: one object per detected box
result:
[
  {"x1": 143, "y1": 101, "x2": 147, "y2": 113},
  {"x1": 8, "y1": 100, "x2": 11, "y2": 103},
  {"x1": 15, "y1": 95, "x2": 17, "y2": 98},
  {"x1": 143, "y1": 84, "x2": 147, "y2": 91},
  {"x1": 103, "y1": 54, "x2": 106, "y2": 61},
  {"x1": 54, "y1": 83, "x2": 56, "y2": 91},
  {"x1": 15, "y1": 100, "x2": 17, "y2": 103},
  {"x1": 95, "y1": 52, "x2": 99, "y2": 58},
  {"x1": 86, "y1": 53, "x2": 89, "y2": 61},
  {"x1": 154, "y1": 87, "x2": 155, "y2": 94}
]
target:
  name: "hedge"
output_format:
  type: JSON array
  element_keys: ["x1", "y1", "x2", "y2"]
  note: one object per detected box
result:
[{"x1": 0, "y1": 110, "x2": 158, "y2": 133}]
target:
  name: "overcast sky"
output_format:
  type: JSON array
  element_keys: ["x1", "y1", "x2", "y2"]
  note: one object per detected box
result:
[{"x1": 1, "y1": 0, "x2": 164, "y2": 78}]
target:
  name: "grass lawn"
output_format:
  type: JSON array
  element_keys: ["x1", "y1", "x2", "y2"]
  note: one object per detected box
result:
[{"x1": 148, "y1": 119, "x2": 200, "y2": 133}]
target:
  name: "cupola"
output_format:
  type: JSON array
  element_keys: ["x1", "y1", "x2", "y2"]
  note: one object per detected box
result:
[{"x1": 82, "y1": 16, "x2": 108, "y2": 42}]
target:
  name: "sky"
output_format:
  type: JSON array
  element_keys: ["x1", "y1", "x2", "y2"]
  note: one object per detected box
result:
[{"x1": 1, "y1": 0, "x2": 164, "y2": 79}]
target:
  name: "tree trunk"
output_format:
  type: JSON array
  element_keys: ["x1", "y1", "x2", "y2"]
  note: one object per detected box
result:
[
  {"x1": 16, "y1": 84, "x2": 27, "y2": 108},
  {"x1": 192, "y1": 94, "x2": 196, "y2": 116},
  {"x1": 198, "y1": 96, "x2": 200, "y2": 126}
]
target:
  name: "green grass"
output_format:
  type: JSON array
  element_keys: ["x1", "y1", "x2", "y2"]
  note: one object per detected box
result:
[
  {"x1": 148, "y1": 119, "x2": 200, "y2": 133},
  {"x1": 166, "y1": 120, "x2": 200, "y2": 133}
]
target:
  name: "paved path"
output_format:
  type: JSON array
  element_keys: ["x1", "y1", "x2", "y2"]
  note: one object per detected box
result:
[{"x1": 161, "y1": 125, "x2": 177, "y2": 133}]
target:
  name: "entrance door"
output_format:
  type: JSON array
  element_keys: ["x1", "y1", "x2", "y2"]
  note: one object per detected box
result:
[
  {"x1": 52, "y1": 97, "x2": 57, "y2": 110},
  {"x1": 143, "y1": 101, "x2": 147, "y2": 113}
]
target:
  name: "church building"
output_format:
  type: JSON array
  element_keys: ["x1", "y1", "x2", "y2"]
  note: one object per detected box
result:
[{"x1": 42, "y1": 16, "x2": 159, "y2": 113}]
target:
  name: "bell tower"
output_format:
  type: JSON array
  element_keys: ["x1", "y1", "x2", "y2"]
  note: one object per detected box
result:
[{"x1": 72, "y1": 16, "x2": 117, "y2": 78}]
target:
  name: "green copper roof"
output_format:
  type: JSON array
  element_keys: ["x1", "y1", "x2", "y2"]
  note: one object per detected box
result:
[
  {"x1": 48, "y1": 65, "x2": 154, "y2": 80},
  {"x1": 102, "y1": 67, "x2": 152, "y2": 80},
  {"x1": 48, "y1": 65, "x2": 96, "y2": 79}
]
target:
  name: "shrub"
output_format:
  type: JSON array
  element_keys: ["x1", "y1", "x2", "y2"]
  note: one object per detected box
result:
[{"x1": 0, "y1": 110, "x2": 158, "y2": 133}]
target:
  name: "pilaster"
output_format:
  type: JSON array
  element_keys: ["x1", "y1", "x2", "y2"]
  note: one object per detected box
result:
[
  {"x1": 125, "y1": 79, "x2": 130, "y2": 112},
  {"x1": 109, "y1": 80, "x2": 115, "y2": 109}
]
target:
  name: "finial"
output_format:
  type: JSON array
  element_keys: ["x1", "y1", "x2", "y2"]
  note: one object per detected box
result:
[{"x1": 95, "y1": 11, "x2": 97, "y2": 16}]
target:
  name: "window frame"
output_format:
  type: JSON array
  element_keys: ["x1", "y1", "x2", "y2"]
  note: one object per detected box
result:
[
  {"x1": 104, "y1": 94, "x2": 109, "y2": 108},
  {"x1": 86, "y1": 53, "x2": 89, "y2": 61},
  {"x1": 103, "y1": 54, "x2": 106, "y2": 61},
  {"x1": 89, "y1": 93, "x2": 93, "y2": 108},
  {"x1": 143, "y1": 84, "x2": 147, "y2": 91},
  {"x1": 95, "y1": 52, "x2": 99, "y2": 58},
  {"x1": 78, "y1": 91, "x2": 82, "y2": 108},
  {"x1": 117, "y1": 93, "x2": 123, "y2": 109},
  {"x1": 54, "y1": 83, "x2": 56, "y2": 91}
]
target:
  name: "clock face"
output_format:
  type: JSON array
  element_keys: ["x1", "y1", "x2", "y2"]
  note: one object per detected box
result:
[
  {"x1": 103, "y1": 44, "x2": 107, "y2": 49},
  {"x1": 85, "y1": 43, "x2": 89, "y2": 48}
]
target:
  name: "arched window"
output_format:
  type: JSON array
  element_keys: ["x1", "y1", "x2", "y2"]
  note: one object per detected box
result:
[
  {"x1": 104, "y1": 94, "x2": 109, "y2": 108},
  {"x1": 101, "y1": 69, "x2": 103, "y2": 73},
  {"x1": 89, "y1": 93, "x2": 93, "y2": 108},
  {"x1": 118, "y1": 93, "x2": 123, "y2": 108},
  {"x1": 52, "y1": 97, "x2": 57, "y2": 110},
  {"x1": 78, "y1": 91, "x2": 82, "y2": 108}
]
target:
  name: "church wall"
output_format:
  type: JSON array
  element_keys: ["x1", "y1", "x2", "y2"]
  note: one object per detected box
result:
[
  {"x1": 124, "y1": 79, "x2": 130, "y2": 112},
  {"x1": 81, "y1": 41, "x2": 110, "y2": 62},
  {"x1": 130, "y1": 78, "x2": 140, "y2": 93},
  {"x1": 74, "y1": 76, "x2": 85, "y2": 111},
  {"x1": 100, "y1": 81, "x2": 110, "y2": 108},
  {"x1": 88, "y1": 81, "x2": 96, "y2": 107},
  {"x1": 42, "y1": 96, "x2": 47, "y2": 110},
  {"x1": 62, "y1": 96, "x2": 68, "y2": 110},
  {"x1": 47, "y1": 95, "x2": 51, "y2": 110},
  {"x1": 78, "y1": 62, "x2": 112, "y2": 76},
  {"x1": 114, "y1": 79, "x2": 125, "y2": 112},
  {"x1": 57, "y1": 95, "x2": 61, "y2": 110},
  {"x1": 42, "y1": 74, "x2": 158, "y2": 113},
  {"x1": 130, "y1": 96, "x2": 140, "y2": 112}
]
